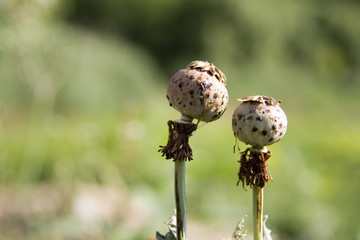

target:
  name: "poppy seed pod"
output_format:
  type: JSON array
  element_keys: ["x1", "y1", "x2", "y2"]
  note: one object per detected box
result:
[
  {"x1": 166, "y1": 60, "x2": 229, "y2": 122},
  {"x1": 233, "y1": 96, "x2": 288, "y2": 189},
  {"x1": 158, "y1": 61, "x2": 229, "y2": 240},
  {"x1": 160, "y1": 61, "x2": 229, "y2": 162},
  {"x1": 232, "y1": 95, "x2": 287, "y2": 148}
]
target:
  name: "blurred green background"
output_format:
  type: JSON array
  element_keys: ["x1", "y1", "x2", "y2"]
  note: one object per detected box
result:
[{"x1": 1, "y1": 0, "x2": 360, "y2": 239}]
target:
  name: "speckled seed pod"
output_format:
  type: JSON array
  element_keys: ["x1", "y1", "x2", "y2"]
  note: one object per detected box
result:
[
  {"x1": 232, "y1": 95, "x2": 287, "y2": 147},
  {"x1": 166, "y1": 60, "x2": 229, "y2": 122}
]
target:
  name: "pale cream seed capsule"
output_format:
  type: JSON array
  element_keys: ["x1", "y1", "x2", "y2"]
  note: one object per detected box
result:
[
  {"x1": 166, "y1": 60, "x2": 229, "y2": 122},
  {"x1": 232, "y1": 95, "x2": 288, "y2": 148}
]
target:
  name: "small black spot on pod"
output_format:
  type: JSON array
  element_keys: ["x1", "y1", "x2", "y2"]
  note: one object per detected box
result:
[
  {"x1": 166, "y1": 94, "x2": 169, "y2": 100},
  {"x1": 201, "y1": 82, "x2": 213, "y2": 89},
  {"x1": 238, "y1": 114, "x2": 243, "y2": 120},
  {"x1": 190, "y1": 75, "x2": 194, "y2": 79},
  {"x1": 189, "y1": 89, "x2": 194, "y2": 95},
  {"x1": 256, "y1": 116, "x2": 263, "y2": 121},
  {"x1": 200, "y1": 95, "x2": 204, "y2": 103},
  {"x1": 178, "y1": 82, "x2": 183, "y2": 88},
  {"x1": 212, "y1": 113, "x2": 219, "y2": 120},
  {"x1": 205, "y1": 93, "x2": 210, "y2": 98},
  {"x1": 272, "y1": 125, "x2": 276, "y2": 130},
  {"x1": 269, "y1": 137, "x2": 274, "y2": 142},
  {"x1": 252, "y1": 127, "x2": 258, "y2": 132},
  {"x1": 262, "y1": 130, "x2": 268, "y2": 136},
  {"x1": 213, "y1": 93, "x2": 218, "y2": 99},
  {"x1": 190, "y1": 101, "x2": 193, "y2": 105},
  {"x1": 247, "y1": 116, "x2": 253, "y2": 121},
  {"x1": 169, "y1": 103, "x2": 172, "y2": 106}
]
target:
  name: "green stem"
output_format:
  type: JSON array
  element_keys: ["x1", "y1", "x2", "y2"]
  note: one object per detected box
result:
[
  {"x1": 253, "y1": 185, "x2": 263, "y2": 240},
  {"x1": 175, "y1": 160, "x2": 187, "y2": 240}
]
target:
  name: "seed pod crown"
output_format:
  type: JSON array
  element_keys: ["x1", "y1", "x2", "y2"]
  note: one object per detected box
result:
[{"x1": 187, "y1": 60, "x2": 227, "y2": 85}]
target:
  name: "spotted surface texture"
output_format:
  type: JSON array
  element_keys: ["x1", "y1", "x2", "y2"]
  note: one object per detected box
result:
[
  {"x1": 232, "y1": 95, "x2": 287, "y2": 147},
  {"x1": 167, "y1": 61, "x2": 228, "y2": 122}
]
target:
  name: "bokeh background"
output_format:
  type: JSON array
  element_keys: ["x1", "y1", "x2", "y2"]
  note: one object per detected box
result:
[{"x1": 1, "y1": 0, "x2": 360, "y2": 239}]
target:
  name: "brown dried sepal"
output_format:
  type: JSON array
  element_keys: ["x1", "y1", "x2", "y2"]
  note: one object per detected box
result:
[
  {"x1": 159, "y1": 120, "x2": 197, "y2": 161},
  {"x1": 237, "y1": 148, "x2": 273, "y2": 189}
]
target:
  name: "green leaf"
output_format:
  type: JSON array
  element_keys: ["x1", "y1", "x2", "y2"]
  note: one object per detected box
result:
[{"x1": 232, "y1": 215, "x2": 248, "y2": 240}]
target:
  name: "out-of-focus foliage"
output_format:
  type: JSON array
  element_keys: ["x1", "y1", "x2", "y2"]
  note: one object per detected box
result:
[
  {"x1": 61, "y1": 0, "x2": 360, "y2": 86},
  {"x1": 0, "y1": 0, "x2": 360, "y2": 240}
]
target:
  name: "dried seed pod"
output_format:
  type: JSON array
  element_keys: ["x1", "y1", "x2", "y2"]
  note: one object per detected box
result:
[
  {"x1": 159, "y1": 61, "x2": 229, "y2": 240},
  {"x1": 232, "y1": 95, "x2": 287, "y2": 148},
  {"x1": 166, "y1": 60, "x2": 229, "y2": 122}
]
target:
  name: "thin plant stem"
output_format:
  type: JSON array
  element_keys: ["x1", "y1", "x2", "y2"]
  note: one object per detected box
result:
[
  {"x1": 253, "y1": 185, "x2": 263, "y2": 240},
  {"x1": 175, "y1": 160, "x2": 187, "y2": 240}
]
